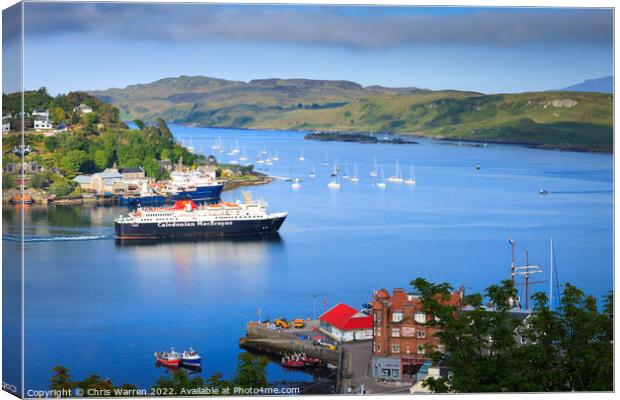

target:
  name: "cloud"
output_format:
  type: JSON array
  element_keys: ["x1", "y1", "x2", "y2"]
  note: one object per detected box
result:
[{"x1": 18, "y1": 4, "x2": 613, "y2": 49}]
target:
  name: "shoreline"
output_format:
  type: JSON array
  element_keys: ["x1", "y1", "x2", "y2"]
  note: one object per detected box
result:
[
  {"x1": 2, "y1": 173, "x2": 273, "y2": 206},
  {"x1": 172, "y1": 122, "x2": 612, "y2": 154}
]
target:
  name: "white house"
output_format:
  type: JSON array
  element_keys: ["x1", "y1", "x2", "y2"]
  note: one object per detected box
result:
[
  {"x1": 74, "y1": 104, "x2": 93, "y2": 114},
  {"x1": 2, "y1": 121, "x2": 10, "y2": 133},
  {"x1": 34, "y1": 119, "x2": 53, "y2": 131},
  {"x1": 32, "y1": 109, "x2": 49, "y2": 119},
  {"x1": 319, "y1": 303, "x2": 373, "y2": 343}
]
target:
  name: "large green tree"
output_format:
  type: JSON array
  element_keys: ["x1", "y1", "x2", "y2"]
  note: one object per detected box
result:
[{"x1": 411, "y1": 278, "x2": 613, "y2": 393}]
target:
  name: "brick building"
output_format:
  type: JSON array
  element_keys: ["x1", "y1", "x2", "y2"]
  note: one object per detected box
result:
[{"x1": 371, "y1": 287, "x2": 463, "y2": 381}]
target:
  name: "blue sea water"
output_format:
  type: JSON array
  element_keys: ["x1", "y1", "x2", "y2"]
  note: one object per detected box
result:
[{"x1": 2, "y1": 126, "x2": 613, "y2": 392}]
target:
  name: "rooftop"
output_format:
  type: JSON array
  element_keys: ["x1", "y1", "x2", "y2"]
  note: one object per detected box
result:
[{"x1": 319, "y1": 303, "x2": 372, "y2": 331}]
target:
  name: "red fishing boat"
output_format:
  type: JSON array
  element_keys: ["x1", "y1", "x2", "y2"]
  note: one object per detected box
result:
[
  {"x1": 281, "y1": 355, "x2": 306, "y2": 369},
  {"x1": 154, "y1": 349, "x2": 182, "y2": 367}
]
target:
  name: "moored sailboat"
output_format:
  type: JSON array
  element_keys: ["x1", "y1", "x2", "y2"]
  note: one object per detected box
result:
[
  {"x1": 377, "y1": 168, "x2": 386, "y2": 189},
  {"x1": 404, "y1": 165, "x2": 416, "y2": 185},
  {"x1": 350, "y1": 164, "x2": 359, "y2": 182},
  {"x1": 387, "y1": 159, "x2": 403, "y2": 183}
]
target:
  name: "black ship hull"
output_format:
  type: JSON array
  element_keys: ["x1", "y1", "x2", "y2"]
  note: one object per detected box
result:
[{"x1": 115, "y1": 215, "x2": 287, "y2": 239}]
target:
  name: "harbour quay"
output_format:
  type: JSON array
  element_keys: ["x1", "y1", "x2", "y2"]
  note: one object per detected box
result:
[{"x1": 239, "y1": 320, "x2": 340, "y2": 366}]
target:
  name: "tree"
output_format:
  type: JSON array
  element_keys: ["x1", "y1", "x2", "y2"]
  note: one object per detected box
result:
[
  {"x1": 412, "y1": 278, "x2": 613, "y2": 393},
  {"x1": 3, "y1": 174, "x2": 16, "y2": 190},
  {"x1": 94, "y1": 149, "x2": 113, "y2": 171},
  {"x1": 50, "y1": 107, "x2": 67, "y2": 124},
  {"x1": 153, "y1": 370, "x2": 205, "y2": 394},
  {"x1": 50, "y1": 365, "x2": 73, "y2": 391},
  {"x1": 142, "y1": 158, "x2": 163, "y2": 180},
  {"x1": 133, "y1": 119, "x2": 146, "y2": 130},
  {"x1": 59, "y1": 150, "x2": 88, "y2": 176},
  {"x1": 50, "y1": 180, "x2": 75, "y2": 197},
  {"x1": 29, "y1": 173, "x2": 48, "y2": 189},
  {"x1": 232, "y1": 352, "x2": 268, "y2": 388}
]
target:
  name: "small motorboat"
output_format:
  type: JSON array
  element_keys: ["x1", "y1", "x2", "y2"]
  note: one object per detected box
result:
[
  {"x1": 154, "y1": 348, "x2": 182, "y2": 367},
  {"x1": 181, "y1": 348, "x2": 202, "y2": 367},
  {"x1": 539, "y1": 189, "x2": 549, "y2": 196}
]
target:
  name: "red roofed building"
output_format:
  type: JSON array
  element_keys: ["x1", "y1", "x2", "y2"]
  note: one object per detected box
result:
[{"x1": 319, "y1": 303, "x2": 373, "y2": 342}]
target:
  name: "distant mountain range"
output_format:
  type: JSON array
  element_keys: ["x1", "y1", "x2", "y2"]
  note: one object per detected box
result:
[
  {"x1": 560, "y1": 76, "x2": 613, "y2": 94},
  {"x1": 89, "y1": 75, "x2": 613, "y2": 152}
]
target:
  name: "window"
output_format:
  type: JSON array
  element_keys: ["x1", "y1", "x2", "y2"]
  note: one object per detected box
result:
[
  {"x1": 417, "y1": 345, "x2": 425, "y2": 355},
  {"x1": 414, "y1": 312, "x2": 426, "y2": 324},
  {"x1": 375, "y1": 312, "x2": 382, "y2": 323},
  {"x1": 391, "y1": 328, "x2": 400, "y2": 337},
  {"x1": 417, "y1": 329, "x2": 426, "y2": 338},
  {"x1": 391, "y1": 343, "x2": 400, "y2": 353},
  {"x1": 375, "y1": 343, "x2": 381, "y2": 352},
  {"x1": 374, "y1": 327, "x2": 381, "y2": 337},
  {"x1": 392, "y1": 312, "x2": 403, "y2": 322},
  {"x1": 520, "y1": 336, "x2": 527, "y2": 345},
  {"x1": 401, "y1": 326, "x2": 415, "y2": 337}
]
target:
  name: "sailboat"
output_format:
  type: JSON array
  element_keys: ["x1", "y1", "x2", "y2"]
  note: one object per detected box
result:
[
  {"x1": 377, "y1": 168, "x2": 386, "y2": 189},
  {"x1": 211, "y1": 136, "x2": 223, "y2": 152},
  {"x1": 291, "y1": 178, "x2": 301, "y2": 190},
  {"x1": 239, "y1": 149, "x2": 248, "y2": 162},
  {"x1": 342, "y1": 163, "x2": 350, "y2": 180},
  {"x1": 323, "y1": 154, "x2": 328, "y2": 167},
  {"x1": 404, "y1": 165, "x2": 416, "y2": 185},
  {"x1": 328, "y1": 163, "x2": 340, "y2": 189},
  {"x1": 298, "y1": 148, "x2": 305, "y2": 161},
  {"x1": 309, "y1": 164, "x2": 316, "y2": 178},
  {"x1": 328, "y1": 176, "x2": 340, "y2": 190},
  {"x1": 231, "y1": 140, "x2": 240, "y2": 155},
  {"x1": 272, "y1": 150, "x2": 280, "y2": 161},
  {"x1": 369, "y1": 157, "x2": 379, "y2": 178},
  {"x1": 387, "y1": 160, "x2": 403, "y2": 183},
  {"x1": 350, "y1": 164, "x2": 359, "y2": 182},
  {"x1": 330, "y1": 161, "x2": 338, "y2": 177}
]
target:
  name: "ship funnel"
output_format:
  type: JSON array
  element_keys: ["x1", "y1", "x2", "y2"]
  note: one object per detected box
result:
[{"x1": 243, "y1": 191, "x2": 251, "y2": 204}]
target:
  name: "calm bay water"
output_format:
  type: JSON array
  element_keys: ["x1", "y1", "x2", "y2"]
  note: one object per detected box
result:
[{"x1": 3, "y1": 125, "x2": 613, "y2": 391}]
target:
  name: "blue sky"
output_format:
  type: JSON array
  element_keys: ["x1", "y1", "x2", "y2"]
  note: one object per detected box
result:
[{"x1": 2, "y1": 3, "x2": 614, "y2": 95}]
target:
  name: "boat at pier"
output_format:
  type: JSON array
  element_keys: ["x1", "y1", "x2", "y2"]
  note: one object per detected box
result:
[
  {"x1": 115, "y1": 192, "x2": 287, "y2": 239},
  {"x1": 119, "y1": 171, "x2": 224, "y2": 207}
]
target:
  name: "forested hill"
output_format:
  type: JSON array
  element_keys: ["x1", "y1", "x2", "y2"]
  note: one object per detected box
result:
[{"x1": 89, "y1": 76, "x2": 613, "y2": 152}]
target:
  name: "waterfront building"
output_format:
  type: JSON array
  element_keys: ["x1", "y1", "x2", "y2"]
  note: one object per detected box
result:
[
  {"x1": 73, "y1": 168, "x2": 124, "y2": 193},
  {"x1": 197, "y1": 165, "x2": 217, "y2": 179},
  {"x1": 371, "y1": 287, "x2": 463, "y2": 381},
  {"x1": 119, "y1": 167, "x2": 146, "y2": 180},
  {"x1": 318, "y1": 303, "x2": 373, "y2": 342}
]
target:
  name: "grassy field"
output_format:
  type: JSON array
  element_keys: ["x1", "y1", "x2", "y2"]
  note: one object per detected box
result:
[{"x1": 90, "y1": 76, "x2": 613, "y2": 152}]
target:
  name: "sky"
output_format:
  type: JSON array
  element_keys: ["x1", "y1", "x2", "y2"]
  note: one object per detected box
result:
[{"x1": 2, "y1": 2, "x2": 614, "y2": 95}]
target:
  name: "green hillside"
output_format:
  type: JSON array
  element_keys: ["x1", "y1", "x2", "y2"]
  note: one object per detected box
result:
[{"x1": 89, "y1": 76, "x2": 613, "y2": 152}]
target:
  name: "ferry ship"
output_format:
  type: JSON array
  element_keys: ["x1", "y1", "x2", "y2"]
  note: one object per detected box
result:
[{"x1": 114, "y1": 193, "x2": 287, "y2": 239}]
